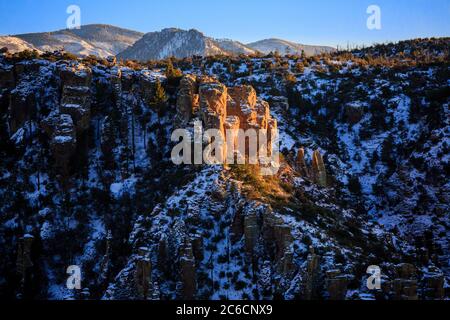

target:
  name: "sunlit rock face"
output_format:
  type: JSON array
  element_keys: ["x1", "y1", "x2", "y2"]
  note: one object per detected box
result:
[
  {"x1": 176, "y1": 74, "x2": 198, "y2": 127},
  {"x1": 176, "y1": 75, "x2": 278, "y2": 161}
]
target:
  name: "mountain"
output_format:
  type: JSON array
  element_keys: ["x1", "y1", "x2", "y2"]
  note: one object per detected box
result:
[
  {"x1": 118, "y1": 28, "x2": 234, "y2": 61},
  {"x1": 247, "y1": 38, "x2": 335, "y2": 56},
  {"x1": 118, "y1": 28, "x2": 335, "y2": 61},
  {"x1": 0, "y1": 38, "x2": 448, "y2": 300},
  {"x1": 214, "y1": 38, "x2": 257, "y2": 55},
  {"x1": 0, "y1": 36, "x2": 38, "y2": 53},
  {"x1": 2, "y1": 25, "x2": 334, "y2": 60},
  {"x1": 14, "y1": 24, "x2": 143, "y2": 57}
]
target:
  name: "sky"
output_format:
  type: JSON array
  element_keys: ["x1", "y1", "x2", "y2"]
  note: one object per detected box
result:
[{"x1": 0, "y1": 0, "x2": 449, "y2": 47}]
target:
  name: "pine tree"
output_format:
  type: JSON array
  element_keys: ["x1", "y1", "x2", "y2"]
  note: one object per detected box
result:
[{"x1": 165, "y1": 58, "x2": 182, "y2": 80}]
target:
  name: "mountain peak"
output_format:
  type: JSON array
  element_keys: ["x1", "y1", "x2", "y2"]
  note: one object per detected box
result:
[{"x1": 2, "y1": 24, "x2": 335, "y2": 60}]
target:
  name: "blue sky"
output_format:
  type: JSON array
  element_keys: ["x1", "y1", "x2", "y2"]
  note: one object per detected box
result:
[{"x1": 0, "y1": 0, "x2": 449, "y2": 47}]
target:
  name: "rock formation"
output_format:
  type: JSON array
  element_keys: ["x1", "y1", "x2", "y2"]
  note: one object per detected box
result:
[
  {"x1": 421, "y1": 266, "x2": 445, "y2": 300},
  {"x1": 296, "y1": 148, "x2": 309, "y2": 177},
  {"x1": 16, "y1": 234, "x2": 34, "y2": 296},
  {"x1": 383, "y1": 263, "x2": 418, "y2": 300},
  {"x1": 312, "y1": 150, "x2": 327, "y2": 187},
  {"x1": 325, "y1": 269, "x2": 352, "y2": 300},
  {"x1": 244, "y1": 212, "x2": 259, "y2": 254},
  {"x1": 179, "y1": 241, "x2": 196, "y2": 300},
  {"x1": 42, "y1": 113, "x2": 77, "y2": 173},
  {"x1": 0, "y1": 64, "x2": 15, "y2": 89},
  {"x1": 304, "y1": 249, "x2": 322, "y2": 300},
  {"x1": 59, "y1": 64, "x2": 92, "y2": 133},
  {"x1": 175, "y1": 74, "x2": 278, "y2": 162},
  {"x1": 135, "y1": 247, "x2": 152, "y2": 300},
  {"x1": 175, "y1": 74, "x2": 198, "y2": 127},
  {"x1": 8, "y1": 90, "x2": 35, "y2": 134}
]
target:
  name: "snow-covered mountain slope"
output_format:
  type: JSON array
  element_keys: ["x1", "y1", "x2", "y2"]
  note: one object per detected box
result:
[
  {"x1": 191, "y1": 38, "x2": 449, "y2": 291},
  {"x1": 118, "y1": 28, "x2": 230, "y2": 61},
  {"x1": 4, "y1": 25, "x2": 333, "y2": 60},
  {"x1": 0, "y1": 38, "x2": 448, "y2": 300},
  {"x1": 15, "y1": 24, "x2": 143, "y2": 57},
  {"x1": 214, "y1": 39, "x2": 257, "y2": 55},
  {"x1": 247, "y1": 38, "x2": 335, "y2": 56},
  {"x1": 0, "y1": 36, "x2": 39, "y2": 53},
  {"x1": 118, "y1": 28, "x2": 334, "y2": 61}
]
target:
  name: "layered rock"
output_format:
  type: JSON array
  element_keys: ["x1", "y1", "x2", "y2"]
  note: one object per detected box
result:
[
  {"x1": 421, "y1": 266, "x2": 445, "y2": 300},
  {"x1": 304, "y1": 249, "x2": 321, "y2": 300},
  {"x1": 244, "y1": 212, "x2": 259, "y2": 254},
  {"x1": 312, "y1": 150, "x2": 327, "y2": 187},
  {"x1": 325, "y1": 269, "x2": 352, "y2": 300},
  {"x1": 60, "y1": 85, "x2": 91, "y2": 133},
  {"x1": 296, "y1": 148, "x2": 309, "y2": 177},
  {"x1": 176, "y1": 74, "x2": 199, "y2": 127},
  {"x1": 42, "y1": 113, "x2": 77, "y2": 172},
  {"x1": 58, "y1": 64, "x2": 92, "y2": 87},
  {"x1": 175, "y1": 75, "x2": 278, "y2": 164},
  {"x1": 135, "y1": 247, "x2": 152, "y2": 300},
  {"x1": 227, "y1": 86, "x2": 258, "y2": 130},
  {"x1": 383, "y1": 263, "x2": 418, "y2": 300},
  {"x1": 8, "y1": 90, "x2": 35, "y2": 134},
  {"x1": 16, "y1": 235, "x2": 34, "y2": 287},
  {"x1": 58, "y1": 64, "x2": 92, "y2": 133},
  {"x1": 262, "y1": 209, "x2": 294, "y2": 259},
  {"x1": 179, "y1": 241, "x2": 196, "y2": 300},
  {"x1": 14, "y1": 61, "x2": 42, "y2": 80},
  {"x1": 199, "y1": 82, "x2": 228, "y2": 131},
  {"x1": 0, "y1": 64, "x2": 15, "y2": 89}
]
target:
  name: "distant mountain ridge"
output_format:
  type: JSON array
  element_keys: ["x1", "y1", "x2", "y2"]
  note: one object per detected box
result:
[
  {"x1": 1, "y1": 24, "x2": 335, "y2": 60},
  {"x1": 118, "y1": 28, "x2": 335, "y2": 61},
  {"x1": 247, "y1": 38, "x2": 335, "y2": 56},
  {"x1": 12, "y1": 24, "x2": 144, "y2": 57}
]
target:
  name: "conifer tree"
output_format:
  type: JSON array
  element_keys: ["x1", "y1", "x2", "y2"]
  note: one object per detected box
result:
[
  {"x1": 165, "y1": 58, "x2": 182, "y2": 80},
  {"x1": 152, "y1": 79, "x2": 167, "y2": 116}
]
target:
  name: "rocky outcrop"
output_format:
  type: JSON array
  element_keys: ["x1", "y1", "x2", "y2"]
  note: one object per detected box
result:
[
  {"x1": 244, "y1": 212, "x2": 259, "y2": 254},
  {"x1": 199, "y1": 82, "x2": 228, "y2": 129},
  {"x1": 16, "y1": 234, "x2": 34, "y2": 297},
  {"x1": 175, "y1": 75, "x2": 278, "y2": 163},
  {"x1": 179, "y1": 241, "x2": 196, "y2": 300},
  {"x1": 60, "y1": 85, "x2": 91, "y2": 133},
  {"x1": 59, "y1": 64, "x2": 92, "y2": 87},
  {"x1": 0, "y1": 64, "x2": 15, "y2": 89},
  {"x1": 224, "y1": 116, "x2": 241, "y2": 161},
  {"x1": 383, "y1": 263, "x2": 418, "y2": 300},
  {"x1": 191, "y1": 234, "x2": 204, "y2": 262},
  {"x1": 421, "y1": 266, "x2": 445, "y2": 300},
  {"x1": 227, "y1": 86, "x2": 258, "y2": 130},
  {"x1": 59, "y1": 64, "x2": 92, "y2": 133},
  {"x1": 176, "y1": 74, "x2": 198, "y2": 127},
  {"x1": 312, "y1": 150, "x2": 327, "y2": 187},
  {"x1": 42, "y1": 113, "x2": 77, "y2": 173},
  {"x1": 8, "y1": 90, "x2": 35, "y2": 134},
  {"x1": 135, "y1": 247, "x2": 152, "y2": 300},
  {"x1": 278, "y1": 248, "x2": 295, "y2": 277},
  {"x1": 325, "y1": 269, "x2": 352, "y2": 300},
  {"x1": 16, "y1": 235, "x2": 34, "y2": 282},
  {"x1": 296, "y1": 148, "x2": 309, "y2": 177},
  {"x1": 262, "y1": 209, "x2": 294, "y2": 259},
  {"x1": 304, "y1": 249, "x2": 322, "y2": 300},
  {"x1": 14, "y1": 61, "x2": 42, "y2": 80}
]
